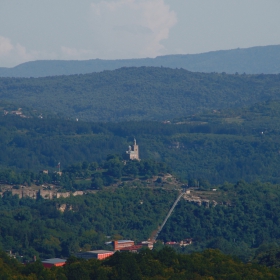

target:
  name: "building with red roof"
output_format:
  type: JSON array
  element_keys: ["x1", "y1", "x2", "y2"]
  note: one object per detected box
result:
[
  {"x1": 42, "y1": 258, "x2": 66, "y2": 268},
  {"x1": 75, "y1": 250, "x2": 114, "y2": 260}
]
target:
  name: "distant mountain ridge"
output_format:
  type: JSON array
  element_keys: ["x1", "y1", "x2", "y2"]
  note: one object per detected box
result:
[{"x1": 1, "y1": 44, "x2": 280, "y2": 77}]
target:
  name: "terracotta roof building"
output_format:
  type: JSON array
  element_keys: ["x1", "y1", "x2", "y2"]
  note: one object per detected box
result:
[
  {"x1": 42, "y1": 258, "x2": 66, "y2": 268},
  {"x1": 119, "y1": 245, "x2": 143, "y2": 253},
  {"x1": 113, "y1": 240, "x2": 135, "y2": 251},
  {"x1": 75, "y1": 250, "x2": 114, "y2": 260}
]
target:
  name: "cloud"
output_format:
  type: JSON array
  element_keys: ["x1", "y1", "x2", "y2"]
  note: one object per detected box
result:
[
  {"x1": 90, "y1": 0, "x2": 177, "y2": 58},
  {"x1": 0, "y1": 35, "x2": 58, "y2": 67},
  {"x1": 0, "y1": 36, "x2": 14, "y2": 56},
  {"x1": 0, "y1": 35, "x2": 98, "y2": 67},
  {"x1": 0, "y1": 1, "x2": 177, "y2": 66},
  {"x1": 0, "y1": 36, "x2": 31, "y2": 66}
]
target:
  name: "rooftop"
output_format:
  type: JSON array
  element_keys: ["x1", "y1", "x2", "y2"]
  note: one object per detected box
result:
[
  {"x1": 42, "y1": 258, "x2": 66, "y2": 264},
  {"x1": 84, "y1": 250, "x2": 114, "y2": 254}
]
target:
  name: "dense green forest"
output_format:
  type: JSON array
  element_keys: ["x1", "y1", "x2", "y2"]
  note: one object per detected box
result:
[
  {"x1": 1, "y1": 248, "x2": 280, "y2": 279},
  {"x1": 1, "y1": 67, "x2": 280, "y2": 122},
  {"x1": 2, "y1": 100, "x2": 280, "y2": 184},
  {"x1": 2, "y1": 62, "x2": 280, "y2": 279},
  {"x1": 1, "y1": 44, "x2": 280, "y2": 78},
  {"x1": 0, "y1": 155, "x2": 170, "y2": 190},
  {"x1": 160, "y1": 180, "x2": 280, "y2": 261},
  {"x1": 0, "y1": 187, "x2": 177, "y2": 260},
  {"x1": 2, "y1": 176, "x2": 280, "y2": 262}
]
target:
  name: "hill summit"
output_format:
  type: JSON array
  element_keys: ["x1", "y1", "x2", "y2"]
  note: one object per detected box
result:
[{"x1": 1, "y1": 44, "x2": 280, "y2": 77}]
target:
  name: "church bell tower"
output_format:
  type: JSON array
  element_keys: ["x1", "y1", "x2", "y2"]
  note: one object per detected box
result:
[{"x1": 125, "y1": 138, "x2": 140, "y2": 160}]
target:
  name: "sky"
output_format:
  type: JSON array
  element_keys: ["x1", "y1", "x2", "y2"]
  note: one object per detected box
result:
[{"x1": 0, "y1": 0, "x2": 280, "y2": 67}]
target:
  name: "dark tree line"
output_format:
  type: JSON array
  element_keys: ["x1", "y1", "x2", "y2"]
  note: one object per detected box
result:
[{"x1": 1, "y1": 248, "x2": 280, "y2": 279}]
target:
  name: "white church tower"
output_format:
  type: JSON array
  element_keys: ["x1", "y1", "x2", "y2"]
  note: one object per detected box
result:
[{"x1": 125, "y1": 138, "x2": 140, "y2": 160}]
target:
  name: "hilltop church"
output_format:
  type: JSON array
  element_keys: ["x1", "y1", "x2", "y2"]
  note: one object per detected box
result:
[{"x1": 125, "y1": 138, "x2": 140, "y2": 160}]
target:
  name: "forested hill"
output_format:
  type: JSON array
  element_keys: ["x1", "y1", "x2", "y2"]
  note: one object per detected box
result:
[
  {"x1": 1, "y1": 67, "x2": 280, "y2": 122},
  {"x1": 2, "y1": 99, "x2": 280, "y2": 184},
  {"x1": 1, "y1": 44, "x2": 280, "y2": 77}
]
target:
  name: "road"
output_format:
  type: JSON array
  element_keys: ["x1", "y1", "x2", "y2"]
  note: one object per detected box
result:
[{"x1": 151, "y1": 191, "x2": 184, "y2": 241}]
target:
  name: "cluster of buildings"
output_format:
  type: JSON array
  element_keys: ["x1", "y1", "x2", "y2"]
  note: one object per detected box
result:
[
  {"x1": 3, "y1": 108, "x2": 43, "y2": 119},
  {"x1": 41, "y1": 239, "x2": 153, "y2": 268},
  {"x1": 3, "y1": 108, "x2": 28, "y2": 118},
  {"x1": 165, "y1": 239, "x2": 193, "y2": 247},
  {"x1": 41, "y1": 238, "x2": 193, "y2": 268}
]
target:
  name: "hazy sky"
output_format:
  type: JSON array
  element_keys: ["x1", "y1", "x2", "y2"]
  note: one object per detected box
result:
[{"x1": 0, "y1": 0, "x2": 280, "y2": 67}]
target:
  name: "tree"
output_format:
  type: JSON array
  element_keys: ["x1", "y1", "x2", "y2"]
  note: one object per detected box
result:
[{"x1": 91, "y1": 177, "x2": 103, "y2": 189}]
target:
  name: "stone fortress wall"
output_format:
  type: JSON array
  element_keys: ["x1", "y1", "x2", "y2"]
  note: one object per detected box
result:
[{"x1": 0, "y1": 186, "x2": 84, "y2": 200}]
